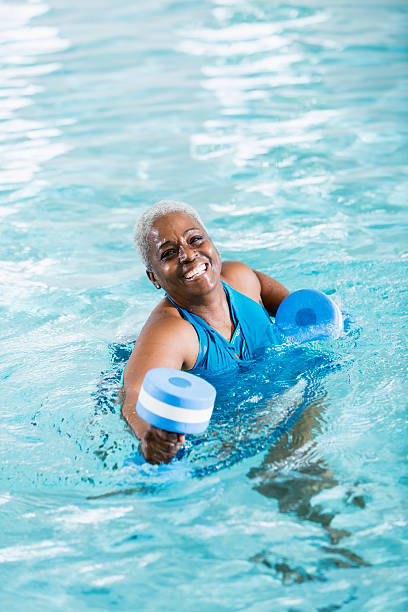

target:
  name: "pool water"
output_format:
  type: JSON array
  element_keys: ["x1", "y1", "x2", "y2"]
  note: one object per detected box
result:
[{"x1": 1, "y1": 0, "x2": 407, "y2": 610}]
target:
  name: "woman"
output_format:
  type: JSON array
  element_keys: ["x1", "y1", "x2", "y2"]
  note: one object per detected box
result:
[{"x1": 121, "y1": 200, "x2": 289, "y2": 464}]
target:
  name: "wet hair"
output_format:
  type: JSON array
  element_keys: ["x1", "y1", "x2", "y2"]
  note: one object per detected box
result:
[{"x1": 133, "y1": 200, "x2": 205, "y2": 269}]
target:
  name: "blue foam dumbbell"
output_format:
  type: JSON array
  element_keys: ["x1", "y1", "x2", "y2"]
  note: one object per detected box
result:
[
  {"x1": 275, "y1": 289, "x2": 343, "y2": 344},
  {"x1": 136, "y1": 368, "x2": 216, "y2": 434}
]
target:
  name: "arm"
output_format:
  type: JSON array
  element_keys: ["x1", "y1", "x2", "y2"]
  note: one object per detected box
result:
[
  {"x1": 121, "y1": 306, "x2": 199, "y2": 464},
  {"x1": 253, "y1": 269, "x2": 289, "y2": 316},
  {"x1": 221, "y1": 261, "x2": 289, "y2": 316}
]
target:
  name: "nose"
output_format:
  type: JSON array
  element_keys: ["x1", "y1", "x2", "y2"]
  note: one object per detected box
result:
[{"x1": 178, "y1": 243, "x2": 196, "y2": 263}]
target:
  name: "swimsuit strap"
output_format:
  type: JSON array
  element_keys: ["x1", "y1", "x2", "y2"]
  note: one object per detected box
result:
[
  {"x1": 165, "y1": 282, "x2": 238, "y2": 341},
  {"x1": 165, "y1": 282, "x2": 246, "y2": 358},
  {"x1": 163, "y1": 281, "x2": 275, "y2": 374}
]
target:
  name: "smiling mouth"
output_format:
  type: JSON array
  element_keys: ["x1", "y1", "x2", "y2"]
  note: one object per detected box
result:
[{"x1": 183, "y1": 262, "x2": 208, "y2": 281}]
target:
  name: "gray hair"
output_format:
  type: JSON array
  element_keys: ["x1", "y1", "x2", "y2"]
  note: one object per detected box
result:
[{"x1": 133, "y1": 200, "x2": 205, "y2": 269}]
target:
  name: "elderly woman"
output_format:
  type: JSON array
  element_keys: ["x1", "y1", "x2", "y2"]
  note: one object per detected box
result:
[{"x1": 121, "y1": 200, "x2": 289, "y2": 464}]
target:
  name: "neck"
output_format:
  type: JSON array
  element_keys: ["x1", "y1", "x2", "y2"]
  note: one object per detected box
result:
[{"x1": 168, "y1": 281, "x2": 234, "y2": 339}]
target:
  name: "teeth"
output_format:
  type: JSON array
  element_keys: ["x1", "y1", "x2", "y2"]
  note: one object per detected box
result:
[{"x1": 184, "y1": 263, "x2": 206, "y2": 279}]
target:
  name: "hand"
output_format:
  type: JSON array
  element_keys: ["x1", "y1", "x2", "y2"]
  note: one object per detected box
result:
[{"x1": 140, "y1": 425, "x2": 185, "y2": 465}]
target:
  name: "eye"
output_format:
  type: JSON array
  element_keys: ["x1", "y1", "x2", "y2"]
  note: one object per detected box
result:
[
  {"x1": 161, "y1": 248, "x2": 176, "y2": 260},
  {"x1": 190, "y1": 235, "x2": 203, "y2": 244}
]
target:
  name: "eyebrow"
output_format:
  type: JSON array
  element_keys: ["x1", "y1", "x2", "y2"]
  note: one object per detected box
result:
[
  {"x1": 158, "y1": 240, "x2": 173, "y2": 251},
  {"x1": 158, "y1": 227, "x2": 201, "y2": 250}
]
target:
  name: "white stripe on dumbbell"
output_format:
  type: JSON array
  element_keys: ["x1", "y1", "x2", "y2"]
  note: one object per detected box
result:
[{"x1": 138, "y1": 386, "x2": 213, "y2": 424}]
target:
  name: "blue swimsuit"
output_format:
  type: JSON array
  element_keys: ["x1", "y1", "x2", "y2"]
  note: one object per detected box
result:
[{"x1": 166, "y1": 281, "x2": 278, "y2": 376}]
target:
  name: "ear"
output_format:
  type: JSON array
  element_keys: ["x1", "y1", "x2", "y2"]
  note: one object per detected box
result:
[{"x1": 146, "y1": 269, "x2": 161, "y2": 289}]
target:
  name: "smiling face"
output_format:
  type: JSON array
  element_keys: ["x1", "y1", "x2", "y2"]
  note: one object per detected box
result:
[{"x1": 146, "y1": 212, "x2": 222, "y2": 305}]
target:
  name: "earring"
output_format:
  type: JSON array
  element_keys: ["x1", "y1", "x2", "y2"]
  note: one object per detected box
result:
[{"x1": 155, "y1": 283, "x2": 161, "y2": 289}]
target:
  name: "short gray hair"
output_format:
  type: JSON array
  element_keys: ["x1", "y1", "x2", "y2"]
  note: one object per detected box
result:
[{"x1": 133, "y1": 200, "x2": 205, "y2": 269}]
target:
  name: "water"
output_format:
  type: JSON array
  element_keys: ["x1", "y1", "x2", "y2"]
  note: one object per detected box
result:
[{"x1": 1, "y1": 0, "x2": 407, "y2": 609}]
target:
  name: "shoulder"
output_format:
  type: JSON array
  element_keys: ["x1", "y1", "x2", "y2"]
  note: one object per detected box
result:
[
  {"x1": 221, "y1": 261, "x2": 261, "y2": 302},
  {"x1": 140, "y1": 298, "x2": 196, "y2": 345},
  {"x1": 126, "y1": 297, "x2": 199, "y2": 373}
]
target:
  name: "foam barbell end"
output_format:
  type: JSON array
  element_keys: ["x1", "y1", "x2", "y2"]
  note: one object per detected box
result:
[
  {"x1": 136, "y1": 368, "x2": 216, "y2": 434},
  {"x1": 275, "y1": 289, "x2": 343, "y2": 344}
]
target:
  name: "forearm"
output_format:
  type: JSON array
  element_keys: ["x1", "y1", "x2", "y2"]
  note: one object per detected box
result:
[
  {"x1": 121, "y1": 393, "x2": 149, "y2": 440},
  {"x1": 121, "y1": 389, "x2": 185, "y2": 465}
]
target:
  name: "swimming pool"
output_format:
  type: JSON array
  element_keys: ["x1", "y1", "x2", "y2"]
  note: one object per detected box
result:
[{"x1": 1, "y1": 0, "x2": 407, "y2": 609}]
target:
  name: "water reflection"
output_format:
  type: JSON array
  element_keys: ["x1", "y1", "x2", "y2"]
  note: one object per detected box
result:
[{"x1": 0, "y1": 1, "x2": 70, "y2": 190}]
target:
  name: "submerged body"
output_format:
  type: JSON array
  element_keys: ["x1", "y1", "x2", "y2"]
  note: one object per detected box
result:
[{"x1": 122, "y1": 202, "x2": 289, "y2": 463}]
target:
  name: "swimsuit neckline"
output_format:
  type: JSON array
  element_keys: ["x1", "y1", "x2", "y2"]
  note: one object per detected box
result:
[{"x1": 165, "y1": 281, "x2": 239, "y2": 347}]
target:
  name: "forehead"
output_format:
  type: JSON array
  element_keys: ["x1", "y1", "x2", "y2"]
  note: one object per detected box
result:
[{"x1": 149, "y1": 212, "x2": 203, "y2": 244}]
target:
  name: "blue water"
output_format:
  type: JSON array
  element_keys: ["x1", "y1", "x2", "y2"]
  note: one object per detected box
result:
[{"x1": 1, "y1": 0, "x2": 407, "y2": 610}]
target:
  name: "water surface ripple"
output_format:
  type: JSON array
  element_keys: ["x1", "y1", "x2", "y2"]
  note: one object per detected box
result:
[{"x1": 0, "y1": 1, "x2": 407, "y2": 610}]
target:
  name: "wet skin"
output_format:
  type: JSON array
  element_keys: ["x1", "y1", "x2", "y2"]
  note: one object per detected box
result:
[
  {"x1": 121, "y1": 211, "x2": 289, "y2": 464},
  {"x1": 146, "y1": 212, "x2": 223, "y2": 308}
]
